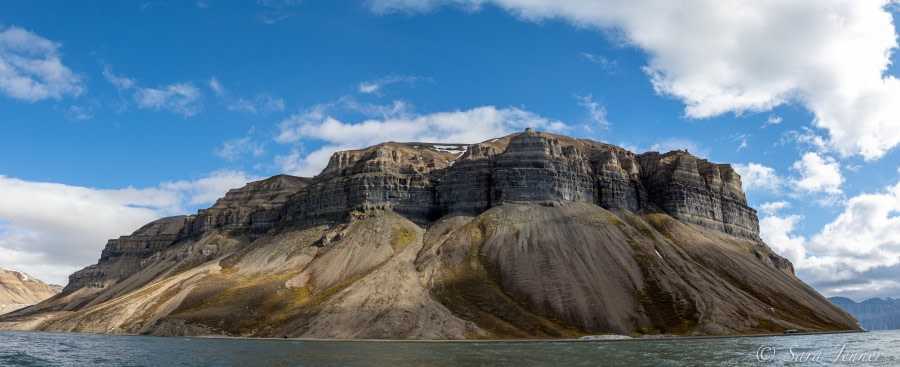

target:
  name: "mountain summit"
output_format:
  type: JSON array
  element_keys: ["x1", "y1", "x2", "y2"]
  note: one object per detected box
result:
[{"x1": 0, "y1": 129, "x2": 859, "y2": 338}]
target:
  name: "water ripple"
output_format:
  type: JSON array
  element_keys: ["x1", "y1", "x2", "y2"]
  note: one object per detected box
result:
[{"x1": 0, "y1": 330, "x2": 897, "y2": 366}]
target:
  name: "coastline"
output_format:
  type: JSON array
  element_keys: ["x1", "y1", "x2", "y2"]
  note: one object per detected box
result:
[
  {"x1": 191, "y1": 329, "x2": 868, "y2": 343},
  {"x1": 1, "y1": 328, "x2": 865, "y2": 343}
]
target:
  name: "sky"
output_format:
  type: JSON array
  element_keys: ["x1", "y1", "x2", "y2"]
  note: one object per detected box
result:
[{"x1": 0, "y1": 0, "x2": 898, "y2": 302}]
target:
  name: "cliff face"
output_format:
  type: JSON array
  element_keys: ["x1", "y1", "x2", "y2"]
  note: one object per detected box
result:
[
  {"x1": 830, "y1": 297, "x2": 900, "y2": 330},
  {"x1": 0, "y1": 269, "x2": 61, "y2": 315},
  {"x1": 0, "y1": 129, "x2": 858, "y2": 338},
  {"x1": 285, "y1": 129, "x2": 761, "y2": 240}
]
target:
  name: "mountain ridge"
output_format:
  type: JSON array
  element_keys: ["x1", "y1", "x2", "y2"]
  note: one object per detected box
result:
[
  {"x1": 830, "y1": 297, "x2": 899, "y2": 330},
  {"x1": 0, "y1": 129, "x2": 858, "y2": 338},
  {"x1": 0, "y1": 268, "x2": 62, "y2": 315}
]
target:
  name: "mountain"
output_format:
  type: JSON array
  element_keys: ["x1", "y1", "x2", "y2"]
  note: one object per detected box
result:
[
  {"x1": 830, "y1": 297, "x2": 899, "y2": 330},
  {"x1": 0, "y1": 129, "x2": 859, "y2": 338},
  {"x1": 0, "y1": 268, "x2": 63, "y2": 315}
]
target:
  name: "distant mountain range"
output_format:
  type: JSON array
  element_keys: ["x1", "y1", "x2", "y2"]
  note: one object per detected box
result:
[
  {"x1": 829, "y1": 297, "x2": 900, "y2": 330},
  {"x1": 0, "y1": 268, "x2": 62, "y2": 314}
]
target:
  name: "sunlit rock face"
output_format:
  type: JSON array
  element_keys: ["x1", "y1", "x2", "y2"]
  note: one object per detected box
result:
[
  {"x1": 282, "y1": 128, "x2": 760, "y2": 241},
  {"x1": 3, "y1": 129, "x2": 859, "y2": 339},
  {"x1": 0, "y1": 269, "x2": 61, "y2": 314}
]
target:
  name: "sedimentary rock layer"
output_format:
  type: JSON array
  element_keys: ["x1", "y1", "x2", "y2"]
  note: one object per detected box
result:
[
  {"x1": 0, "y1": 129, "x2": 857, "y2": 339},
  {"x1": 282, "y1": 128, "x2": 760, "y2": 240}
]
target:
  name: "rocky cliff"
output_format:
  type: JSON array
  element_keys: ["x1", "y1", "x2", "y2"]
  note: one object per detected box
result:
[
  {"x1": 0, "y1": 129, "x2": 857, "y2": 338},
  {"x1": 0, "y1": 269, "x2": 62, "y2": 315},
  {"x1": 830, "y1": 297, "x2": 899, "y2": 330}
]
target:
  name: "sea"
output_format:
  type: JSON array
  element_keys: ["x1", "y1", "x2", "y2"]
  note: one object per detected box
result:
[{"x1": 0, "y1": 330, "x2": 897, "y2": 366}]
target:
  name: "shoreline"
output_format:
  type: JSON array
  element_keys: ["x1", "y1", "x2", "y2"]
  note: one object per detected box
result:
[
  {"x1": 193, "y1": 329, "x2": 868, "y2": 343},
  {"x1": 0, "y1": 328, "x2": 867, "y2": 343}
]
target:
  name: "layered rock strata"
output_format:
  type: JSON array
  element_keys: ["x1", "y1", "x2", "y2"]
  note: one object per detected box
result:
[
  {"x1": 285, "y1": 128, "x2": 759, "y2": 240},
  {"x1": 65, "y1": 175, "x2": 309, "y2": 294},
  {"x1": 1, "y1": 129, "x2": 853, "y2": 339}
]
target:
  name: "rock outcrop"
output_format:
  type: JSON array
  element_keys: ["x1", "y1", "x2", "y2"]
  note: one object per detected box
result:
[
  {"x1": 0, "y1": 269, "x2": 62, "y2": 314},
  {"x1": 189, "y1": 174, "x2": 309, "y2": 236},
  {"x1": 0, "y1": 129, "x2": 859, "y2": 338}
]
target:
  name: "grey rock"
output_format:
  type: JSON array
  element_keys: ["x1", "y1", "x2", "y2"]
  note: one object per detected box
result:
[{"x1": 285, "y1": 129, "x2": 763, "y2": 243}]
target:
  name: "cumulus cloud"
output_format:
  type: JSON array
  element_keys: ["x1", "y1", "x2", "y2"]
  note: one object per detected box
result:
[
  {"x1": 761, "y1": 181, "x2": 900, "y2": 300},
  {"x1": 791, "y1": 152, "x2": 844, "y2": 195},
  {"x1": 0, "y1": 25, "x2": 84, "y2": 101},
  {"x1": 368, "y1": 0, "x2": 900, "y2": 160},
  {"x1": 0, "y1": 171, "x2": 256, "y2": 286},
  {"x1": 103, "y1": 66, "x2": 202, "y2": 117},
  {"x1": 758, "y1": 200, "x2": 791, "y2": 215},
  {"x1": 274, "y1": 99, "x2": 567, "y2": 176},
  {"x1": 760, "y1": 213, "x2": 808, "y2": 270},
  {"x1": 733, "y1": 163, "x2": 784, "y2": 192}
]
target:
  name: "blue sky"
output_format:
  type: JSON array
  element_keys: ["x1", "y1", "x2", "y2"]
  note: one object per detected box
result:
[{"x1": 0, "y1": 1, "x2": 898, "y2": 301}]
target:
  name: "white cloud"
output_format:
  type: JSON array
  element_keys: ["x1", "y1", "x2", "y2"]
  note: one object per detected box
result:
[
  {"x1": 134, "y1": 83, "x2": 202, "y2": 116},
  {"x1": 103, "y1": 66, "x2": 202, "y2": 117},
  {"x1": 357, "y1": 75, "x2": 428, "y2": 94},
  {"x1": 275, "y1": 148, "x2": 341, "y2": 178},
  {"x1": 227, "y1": 93, "x2": 285, "y2": 114},
  {"x1": 275, "y1": 101, "x2": 567, "y2": 176},
  {"x1": 159, "y1": 170, "x2": 258, "y2": 206},
  {"x1": 102, "y1": 67, "x2": 135, "y2": 90},
  {"x1": 769, "y1": 181, "x2": 900, "y2": 300},
  {"x1": 573, "y1": 93, "x2": 609, "y2": 128},
  {"x1": 368, "y1": 0, "x2": 900, "y2": 160},
  {"x1": 759, "y1": 200, "x2": 791, "y2": 215},
  {"x1": 756, "y1": 181, "x2": 900, "y2": 299},
  {"x1": 731, "y1": 133, "x2": 751, "y2": 152},
  {"x1": 759, "y1": 213, "x2": 807, "y2": 268},
  {"x1": 791, "y1": 152, "x2": 844, "y2": 195},
  {"x1": 0, "y1": 25, "x2": 84, "y2": 101},
  {"x1": 784, "y1": 127, "x2": 829, "y2": 153},
  {"x1": 733, "y1": 163, "x2": 784, "y2": 192},
  {"x1": 765, "y1": 115, "x2": 783, "y2": 126},
  {"x1": 0, "y1": 171, "x2": 256, "y2": 286}
]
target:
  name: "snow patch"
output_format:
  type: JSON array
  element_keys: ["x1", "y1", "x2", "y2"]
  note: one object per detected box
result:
[
  {"x1": 1, "y1": 268, "x2": 28, "y2": 281},
  {"x1": 655, "y1": 250, "x2": 663, "y2": 259},
  {"x1": 431, "y1": 145, "x2": 467, "y2": 155}
]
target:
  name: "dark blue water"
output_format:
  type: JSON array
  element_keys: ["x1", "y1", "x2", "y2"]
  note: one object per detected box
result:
[{"x1": 0, "y1": 330, "x2": 897, "y2": 366}]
